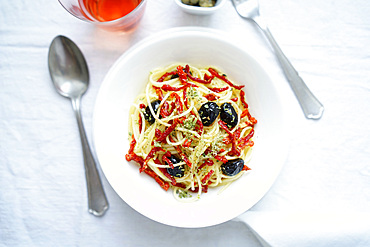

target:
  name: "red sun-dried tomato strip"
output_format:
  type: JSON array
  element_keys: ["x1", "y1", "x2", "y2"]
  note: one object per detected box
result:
[
  {"x1": 162, "y1": 155, "x2": 174, "y2": 169},
  {"x1": 231, "y1": 97, "x2": 238, "y2": 102},
  {"x1": 194, "y1": 125, "x2": 201, "y2": 136},
  {"x1": 202, "y1": 185, "x2": 209, "y2": 193},
  {"x1": 179, "y1": 151, "x2": 192, "y2": 167},
  {"x1": 174, "y1": 66, "x2": 199, "y2": 88},
  {"x1": 239, "y1": 90, "x2": 249, "y2": 108},
  {"x1": 173, "y1": 182, "x2": 187, "y2": 189},
  {"x1": 189, "y1": 184, "x2": 208, "y2": 193},
  {"x1": 241, "y1": 140, "x2": 254, "y2": 148},
  {"x1": 155, "y1": 128, "x2": 162, "y2": 138},
  {"x1": 154, "y1": 158, "x2": 176, "y2": 184},
  {"x1": 127, "y1": 137, "x2": 136, "y2": 154},
  {"x1": 187, "y1": 82, "x2": 198, "y2": 88},
  {"x1": 139, "y1": 103, "x2": 146, "y2": 109},
  {"x1": 154, "y1": 159, "x2": 176, "y2": 186},
  {"x1": 240, "y1": 108, "x2": 257, "y2": 126},
  {"x1": 143, "y1": 168, "x2": 170, "y2": 191},
  {"x1": 197, "y1": 163, "x2": 206, "y2": 172},
  {"x1": 205, "y1": 159, "x2": 214, "y2": 166},
  {"x1": 196, "y1": 118, "x2": 204, "y2": 134},
  {"x1": 177, "y1": 66, "x2": 188, "y2": 85},
  {"x1": 204, "y1": 93, "x2": 219, "y2": 101},
  {"x1": 238, "y1": 129, "x2": 255, "y2": 149},
  {"x1": 208, "y1": 68, "x2": 244, "y2": 90},
  {"x1": 159, "y1": 167, "x2": 177, "y2": 186},
  {"x1": 152, "y1": 86, "x2": 164, "y2": 101},
  {"x1": 170, "y1": 92, "x2": 184, "y2": 114},
  {"x1": 125, "y1": 137, "x2": 146, "y2": 166},
  {"x1": 126, "y1": 153, "x2": 144, "y2": 166},
  {"x1": 218, "y1": 120, "x2": 233, "y2": 135},
  {"x1": 190, "y1": 110, "x2": 203, "y2": 135},
  {"x1": 250, "y1": 117, "x2": 257, "y2": 126},
  {"x1": 231, "y1": 144, "x2": 241, "y2": 157},
  {"x1": 161, "y1": 84, "x2": 187, "y2": 92},
  {"x1": 156, "y1": 120, "x2": 179, "y2": 143},
  {"x1": 141, "y1": 147, "x2": 165, "y2": 172},
  {"x1": 218, "y1": 120, "x2": 240, "y2": 156},
  {"x1": 153, "y1": 158, "x2": 162, "y2": 166},
  {"x1": 169, "y1": 102, "x2": 176, "y2": 116},
  {"x1": 186, "y1": 72, "x2": 212, "y2": 84},
  {"x1": 138, "y1": 114, "x2": 143, "y2": 133},
  {"x1": 203, "y1": 148, "x2": 211, "y2": 155},
  {"x1": 234, "y1": 128, "x2": 242, "y2": 140},
  {"x1": 208, "y1": 86, "x2": 229, "y2": 93},
  {"x1": 214, "y1": 155, "x2": 228, "y2": 163},
  {"x1": 223, "y1": 136, "x2": 232, "y2": 145},
  {"x1": 197, "y1": 159, "x2": 214, "y2": 172},
  {"x1": 176, "y1": 64, "x2": 210, "y2": 85},
  {"x1": 242, "y1": 165, "x2": 252, "y2": 171},
  {"x1": 204, "y1": 73, "x2": 214, "y2": 82},
  {"x1": 183, "y1": 86, "x2": 189, "y2": 109},
  {"x1": 160, "y1": 101, "x2": 170, "y2": 118},
  {"x1": 157, "y1": 71, "x2": 177, "y2": 82},
  {"x1": 201, "y1": 170, "x2": 214, "y2": 184},
  {"x1": 240, "y1": 108, "x2": 250, "y2": 119},
  {"x1": 169, "y1": 136, "x2": 192, "y2": 168},
  {"x1": 182, "y1": 139, "x2": 192, "y2": 148}
]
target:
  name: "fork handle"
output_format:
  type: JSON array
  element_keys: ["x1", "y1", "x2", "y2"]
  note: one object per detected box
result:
[{"x1": 261, "y1": 27, "x2": 324, "y2": 119}]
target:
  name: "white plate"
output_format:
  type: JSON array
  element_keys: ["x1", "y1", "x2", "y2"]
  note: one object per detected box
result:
[{"x1": 93, "y1": 27, "x2": 288, "y2": 228}]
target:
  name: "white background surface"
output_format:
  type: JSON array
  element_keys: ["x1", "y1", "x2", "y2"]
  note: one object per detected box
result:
[{"x1": 1, "y1": 0, "x2": 370, "y2": 246}]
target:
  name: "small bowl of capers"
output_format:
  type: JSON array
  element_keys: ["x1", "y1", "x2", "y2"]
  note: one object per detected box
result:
[{"x1": 175, "y1": 0, "x2": 226, "y2": 15}]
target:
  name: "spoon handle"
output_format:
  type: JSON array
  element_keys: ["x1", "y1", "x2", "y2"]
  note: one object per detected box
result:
[
  {"x1": 254, "y1": 17, "x2": 324, "y2": 119},
  {"x1": 71, "y1": 97, "x2": 109, "y2": 216}
]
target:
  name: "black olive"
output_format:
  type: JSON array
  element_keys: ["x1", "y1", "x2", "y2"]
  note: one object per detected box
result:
[
  {"x1": 165, "y1": 155, "x2": 185, "y2": 178},
  {"x1": 144, "y1": 100, "x2": 161, "y2": 124},
  {"x1": 220, "y1": 103, "x2": 238, "y2": 128},
  {"x1": 198, "y1": 102, "x2": 220, "y2": 126},
  {"x1": 221, "y1": 158, "x2": 244, "y2": 176}
]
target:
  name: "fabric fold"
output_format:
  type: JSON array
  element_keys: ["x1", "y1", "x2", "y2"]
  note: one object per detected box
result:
[{"x1": 235, "y1": 211, "x2": 370, "y2": 247}]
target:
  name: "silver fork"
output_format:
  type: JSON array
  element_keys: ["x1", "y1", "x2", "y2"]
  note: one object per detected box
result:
[{"x1": 232, "y1": 0, "x2": 324, "y2": 120}]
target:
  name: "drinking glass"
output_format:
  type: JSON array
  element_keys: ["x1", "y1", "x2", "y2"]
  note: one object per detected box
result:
[{"x1": 58, "y1": 0, "x2": 147, "y2": 32}]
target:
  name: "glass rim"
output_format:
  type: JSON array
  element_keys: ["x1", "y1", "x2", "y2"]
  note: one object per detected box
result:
[{"x1": 58, "y1": 0, "x2": 147, "y2": 26}]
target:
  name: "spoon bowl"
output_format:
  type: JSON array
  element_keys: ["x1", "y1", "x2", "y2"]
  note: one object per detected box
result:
[
  {"x1": 48, "y1": 36, "x2": 89, "y2": 98},
  {"x1": 48, "y1": 35, "x2": 108, "y2": 216}
]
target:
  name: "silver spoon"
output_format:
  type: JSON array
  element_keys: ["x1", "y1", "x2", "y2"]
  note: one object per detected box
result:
[
  {"x1": 48, "y1": 35, "x2": 109, "y2": 216},
  {"x1": 232, "y1": 0, "x2": 324, "y2": 119}
]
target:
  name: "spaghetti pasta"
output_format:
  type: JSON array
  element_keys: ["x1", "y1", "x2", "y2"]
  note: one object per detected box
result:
[{"x1": 125, "y1": 64, "x2": 257, "y2": 201}]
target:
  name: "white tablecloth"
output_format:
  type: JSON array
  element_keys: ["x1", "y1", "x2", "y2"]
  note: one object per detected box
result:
[{"x1": 1, "y1": 0, "x2": 370, "y2": 246}]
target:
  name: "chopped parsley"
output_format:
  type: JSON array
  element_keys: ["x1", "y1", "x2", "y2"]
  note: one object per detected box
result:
[
  {"x1": 187, "y1": 87, "x2": 202, "y2": 101},
  {"x1": 176, "y1": 189, "x2": 192, "y2": 199},
  {"x1": 182, "y1": 115, "x2": 197, "y2": 130}
]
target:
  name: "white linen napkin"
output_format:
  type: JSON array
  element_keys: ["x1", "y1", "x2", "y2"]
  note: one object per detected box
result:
[{"x1": 235, "y1": 211, "x2": 370, "y2": 247}]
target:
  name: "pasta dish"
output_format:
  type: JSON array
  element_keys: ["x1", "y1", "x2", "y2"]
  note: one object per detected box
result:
[{"x1": 125, "y1": 64, "x2": 257, "y2": 201}]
